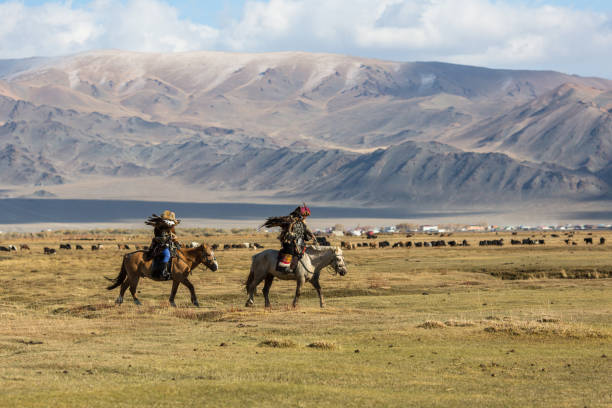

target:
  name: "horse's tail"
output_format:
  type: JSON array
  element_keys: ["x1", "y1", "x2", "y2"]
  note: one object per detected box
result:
[
  {"x1": 245, "y1": 256, "x2": 256, "y2": 293},
  {"x1": 106, "y1": 255, "x2": 128, "y2": 290}
]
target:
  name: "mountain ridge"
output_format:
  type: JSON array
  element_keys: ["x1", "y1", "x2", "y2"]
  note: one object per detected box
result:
[{"x1": 0, "y1": 50, "x2": 611, "y2": 207}]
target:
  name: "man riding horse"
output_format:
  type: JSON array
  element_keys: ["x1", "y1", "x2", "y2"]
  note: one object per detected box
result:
[
  {"x1": 145, "y1": 210, "x2": 181, "y2": 280},
  {"x1": 260, "y1": 204, "x2": 317, "y2": 273}
]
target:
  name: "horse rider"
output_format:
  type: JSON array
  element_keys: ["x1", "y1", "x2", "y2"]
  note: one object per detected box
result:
[
  {"x1": 260, "y1": 204, "x2": 317, "y2": 273},
  {"x1": 145, "y1": 210, "x2": 181, "y2": 280}
]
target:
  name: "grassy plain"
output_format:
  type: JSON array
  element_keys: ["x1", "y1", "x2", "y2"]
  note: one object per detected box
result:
[{"x1": 0, "y1": 230, "x2": 611, "y2": 407}]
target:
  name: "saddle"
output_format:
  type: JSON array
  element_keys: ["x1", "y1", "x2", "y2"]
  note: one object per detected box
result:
[{"x1": 276, "y1": 251, "x2": 299, "y2": 273}]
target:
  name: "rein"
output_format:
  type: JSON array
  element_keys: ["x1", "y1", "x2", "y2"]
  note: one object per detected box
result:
[{"x1": 298, "y1": 256, "x2": 315, "y2": 275}]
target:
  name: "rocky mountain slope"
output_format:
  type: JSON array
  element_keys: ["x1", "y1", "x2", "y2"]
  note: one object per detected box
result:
[
  {"x1": 450, "y1": 84, "x2": 612, "y2": 173},
  {"x1": 0, "y1": 50, "x2": 611, "y2": 206}
]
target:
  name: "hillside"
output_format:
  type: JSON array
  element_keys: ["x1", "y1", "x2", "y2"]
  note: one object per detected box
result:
[{"x1": 0, "y1": 50, "x2": 611, "y2": 207}]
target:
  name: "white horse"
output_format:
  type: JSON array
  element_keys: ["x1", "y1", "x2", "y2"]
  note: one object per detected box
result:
[{"x1": 244, "y1": 246, "x2": 347, "y2": 308}]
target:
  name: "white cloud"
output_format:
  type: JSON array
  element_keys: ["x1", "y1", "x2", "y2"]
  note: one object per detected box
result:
[
  {"x1": 0, "y1": 0, "x2": 611, "y2": 77},
  {"x1": 0, "y1": 0, "x2": 219, "y2": 57},
  {"x1": 220, "y1": 0, "x2": 612, "y2": 77}
]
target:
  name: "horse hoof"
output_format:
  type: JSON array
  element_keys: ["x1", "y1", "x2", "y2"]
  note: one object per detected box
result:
[
  {"x1": 133, "y1": 299, "x2": 141, "y2": 306},
  {"x1": 169, "y1": 301, "x2": 177, "y2": 308},
  {"x1": 245, "y1": 301, "x2": 253, "y2": 307},
  {"x1": 115, "y1": 298, "x2": 123, "y2": 305},
  {"x1": 193, "y1": 301, "x2": 200, "y2": 308}
]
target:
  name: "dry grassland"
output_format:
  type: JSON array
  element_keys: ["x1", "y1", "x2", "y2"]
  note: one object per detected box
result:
[{"x1": 0, "y1": 230, "x2": 611, "y2": 407}]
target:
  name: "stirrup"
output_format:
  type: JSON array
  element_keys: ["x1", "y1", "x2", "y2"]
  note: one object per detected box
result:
[{"x1": 161, "y1": 264, "x2": 171, "y2": 280}]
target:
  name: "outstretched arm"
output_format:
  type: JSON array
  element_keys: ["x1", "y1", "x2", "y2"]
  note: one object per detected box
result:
[{"x1": 305, "y1": 225, "x2": 317, "y2": 242}]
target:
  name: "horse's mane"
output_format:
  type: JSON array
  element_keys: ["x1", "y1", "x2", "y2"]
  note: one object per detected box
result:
[
  {"x1": 183, "y1": 243, "x2": 210, "y2": 252},
  {"x1": 306, "y1": 245, "x2": 339, "y2": 253}
]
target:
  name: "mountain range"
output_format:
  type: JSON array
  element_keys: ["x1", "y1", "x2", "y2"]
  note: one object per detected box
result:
[{"x1": 0, "y1": 50, "x2": 611, "y2": 208}]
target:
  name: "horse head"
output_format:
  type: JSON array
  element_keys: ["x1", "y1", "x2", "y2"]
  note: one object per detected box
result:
[
  {"x1": 333, "y1": 247, "x2": 347, "y2": 276},
  {"x1": 201, "y1": 244, "x2": 218, "y2": 271}
]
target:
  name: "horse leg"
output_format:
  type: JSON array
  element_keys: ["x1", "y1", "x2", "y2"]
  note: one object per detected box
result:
[
  {"x1": 116, "y1": 280, "x2": 130, "y2": 305},
  {"x1": 292, "y1": 275, "x2": 305, "y2": 308},
  {"x1": 262, "y1": 274, "x2": 274, "y2": 308},
  {"x1": 245, "y1": 273, "x2": 266, "y2": 307},
  {"x1": 182, "y1": 278, "x2": 200, "y2": 307},
  {"x1": 168, "y1": 279, "x2": 180, "y2": 307},
  {"x1": 310, "y1": 275, "x2": 325, "y2": 308},
  {"x1": 129, "y1": 274, "x2": 141, "y2": 306}
]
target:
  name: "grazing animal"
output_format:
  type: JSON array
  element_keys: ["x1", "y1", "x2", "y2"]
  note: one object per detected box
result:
[
  {"x1": 480, "y1": 239, "x2": 503, "y2": 246},
  {"x1": 44, "y1": 247, "x2": 56, "y2": 255},
  {"x1": 0, "y1": 246, "x2": 10, "y2": 252},
  {"x1": 253, "y1": 243, "x2": 264, "y2": 249},
  {"x1": 107, "y1": 244, "x2": 218, "y2": 307},
  {"x1": 379, "y1": 241, "x2": 390, "y2": 248},
  {"x1": 584, "y1": 237, "x2": 593, "y2": 245},
  {"x1": 20, "y1": 244, "x2": 30, "y2": 250},
  {"x1": 59, "y1": 244, "x2": 71, "y2": 250},
  {"x1": 91, "y1": 245, "x2": 99, "y2": 251},
  {"x1": 316, "y1": 237, "x2": 331, "y2": 246},
  {"x1": 600, "y1": 237, "x2": 606, "y2": 245},
  {"x1": 245, "y1": 246, "x2": 347, "y2": 308},
  {"x1": 223, "y1": 244, "x2": 231, "y2": 250},
  {"x1": 76, "y1": 244, "x2": 84, "y2": 250},
  {"x1": 124, "y1": 244, "x2": 130, "y2": 250}
]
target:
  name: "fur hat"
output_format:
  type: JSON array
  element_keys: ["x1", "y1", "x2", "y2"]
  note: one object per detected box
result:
[
  {"x1": 290, "y1": 204, "x2": 311, "y2": 218},
  {"x1": 145, "y1": 210, "x2": 181, "y2": 227},
  {"x1": 161, "y1": 210, "x2": 178, "y2": 223}
]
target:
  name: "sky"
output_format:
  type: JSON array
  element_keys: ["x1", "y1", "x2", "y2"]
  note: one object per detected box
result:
[{"x1": 1, "y1": 0, "x2": 612, "y2": 78}]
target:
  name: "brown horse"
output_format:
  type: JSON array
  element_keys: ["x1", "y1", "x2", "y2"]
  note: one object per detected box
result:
[{"x1": 106, "y1": 244, "x2": 218, "y2": 307}]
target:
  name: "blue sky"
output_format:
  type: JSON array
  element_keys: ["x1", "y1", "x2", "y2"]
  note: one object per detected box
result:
[
  {"x1": 20, "y1": 0, "x2": 247, "y2": 26},
  {"x1": 3, "y1": 0, "x2": 612, "y2": 78},
  {"x1": 17, "y1": 1, "x2": 612, "y2": 26}
]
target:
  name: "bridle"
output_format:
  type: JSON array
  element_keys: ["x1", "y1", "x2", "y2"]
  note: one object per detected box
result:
[{"x1": 202, "y1": 247, "x2": 217, "y2": 270}]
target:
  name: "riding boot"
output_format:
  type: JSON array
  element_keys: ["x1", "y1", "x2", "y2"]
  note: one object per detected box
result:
[
  {"x1": 152, "y1": 261, "x2": 170, "y2": 280},
  {"x1": 160, "y1": 262, "x2": 171, "y2": 280}
]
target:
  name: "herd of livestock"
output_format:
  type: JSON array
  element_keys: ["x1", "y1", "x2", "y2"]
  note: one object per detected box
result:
[{"x1": 0, "y1": 233, "x2": 606, "y2": 254}]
